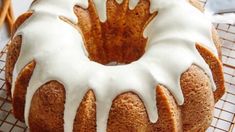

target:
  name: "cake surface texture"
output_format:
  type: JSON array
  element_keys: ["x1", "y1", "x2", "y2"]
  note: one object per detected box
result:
[{"x1": 5, "y1": 0, "x2": 225, "y2": 131}]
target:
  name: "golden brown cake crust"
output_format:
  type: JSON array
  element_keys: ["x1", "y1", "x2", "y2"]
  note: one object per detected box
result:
[
  {"x1": 13, "y1": 61, "x2": 35, "y2": 121},
  {"x1": 5, "y1": 0, "x2": 225, "y2": 131},
  {"x1": 29, "y1": 81, "x2": 65, "y2": 132}
]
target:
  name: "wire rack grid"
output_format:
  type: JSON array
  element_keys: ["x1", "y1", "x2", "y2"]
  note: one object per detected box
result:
[
  {"x1": 0, "y1": 2, "x2": 235, "y2": 132},
  {"x1": 0, "y1": 46, "x2": 27, "y2": 132}
]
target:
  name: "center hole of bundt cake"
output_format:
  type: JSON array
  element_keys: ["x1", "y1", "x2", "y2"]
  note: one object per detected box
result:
[
  {"x1": 79, "y1": 19, "x2": 147, "y2": 65},
  {"x1": 84, "y1": 29, "x2": 147, "y2": 66},
  {"x1": 75, "y1": 5, "x2": 153, "y2": 65}
]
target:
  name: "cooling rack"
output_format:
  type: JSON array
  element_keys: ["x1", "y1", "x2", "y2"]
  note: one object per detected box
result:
[
  {"x1": 206, "y1": 23, "x2": 235, "y2": 132},
  {"x1": 0, "y1": 46, "x2": 27, "y2": 132},
  {"x1": 0, "y1": 2, "x2": 235, "y2": 132}
]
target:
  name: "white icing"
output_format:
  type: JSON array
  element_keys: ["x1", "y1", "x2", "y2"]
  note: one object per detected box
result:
[
  {"x1": 11, "y1": 0, "x2": 218, "y2": 132},
  {"x1": 93, "y1": 0, "x2": 140, "y2": 22},
  {"x1": 115, "y1": 0, "x2": 123, "y2": 4},
  {"x1": 129, "y1": 0, "x2": 139, "y2": 10},
  {"x1": 93, "y1": 0, "x2": 107, "y2": 22}
]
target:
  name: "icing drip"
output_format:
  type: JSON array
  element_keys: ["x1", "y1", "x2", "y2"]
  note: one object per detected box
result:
[
  {"x1": 31, "y1": 0, "x2": 88, "y2": 23},
  {"x1": 93, "y1": 0, "x2": 107, "y2": 22},
  {"x1": 11, "y1": 0, "x2": 218, "y2": 132},
  {"x1": 129, "y1": 0, "x2": 140, "y2": 10},
  {"x1": 93, "y1": 0, "x2": 140, "y2": 22},
  {"x1": 115, "y1": 0, "x2": 123, "y2": 4}
]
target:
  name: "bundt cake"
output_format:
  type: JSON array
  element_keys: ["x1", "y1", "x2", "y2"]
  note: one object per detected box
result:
[{"x1": 5, "y1": 0, "x2": 225, "y2": 131}]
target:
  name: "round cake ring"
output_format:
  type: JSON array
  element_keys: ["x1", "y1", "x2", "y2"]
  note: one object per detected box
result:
[{"x1": 5, "y1": 0, "x2": 225, "y2": 131}]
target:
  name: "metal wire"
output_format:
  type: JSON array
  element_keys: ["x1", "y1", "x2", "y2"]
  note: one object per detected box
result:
[
  {"x1": 206, "y1": 23, "x2": 235, "y2": 132},
  {"x1": 0, "y1": 46, "x2": 27, "y2": 132},
  {"x1": 0, "y1": 1, "x2": 235, "y2": 132}
]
